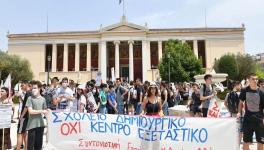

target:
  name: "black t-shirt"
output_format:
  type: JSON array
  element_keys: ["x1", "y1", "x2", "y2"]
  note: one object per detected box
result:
[
  {"x1": 239, "y1": 86, "x2": 264, "y2": 116},
  {"x1": 136, "y1": 85, "x2": 143, "y2": 103},
  {"x1": 21, "y1": 91, "x2": 32, "y2": 119},
  {"x1": 191, "y1": 91, "x2": 201, "y2": 107}
]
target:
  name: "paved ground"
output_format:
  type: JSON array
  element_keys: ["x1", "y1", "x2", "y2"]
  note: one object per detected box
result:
[{"x1": 8, "y1": 104, "x2": 258, "y2": 150}]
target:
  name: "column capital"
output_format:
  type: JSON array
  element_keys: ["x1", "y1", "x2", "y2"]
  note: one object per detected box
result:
[
  {"x1": 114, "y1": 40, "x2": 120, "y2": 45},
  {"x1": 128, "y1": 40, "x2": 134, "y2": 45}
]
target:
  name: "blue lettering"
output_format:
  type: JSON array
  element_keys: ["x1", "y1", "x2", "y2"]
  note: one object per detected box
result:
[
  {"x1": 116, "y1": 115, "x2": 124, "y2": 123},
  {"x1": 199, "y1": 128, "x2": 208, "y2": 143},
  {"x1": 178, "y1": 117, "x2": 186, "y2": 127},
  {"x1": 190, "y1": 129, "x2": 199, "y2": 143},
  {"x1": 74, "y1": 112, "x2": 81, "y2": 121},
  {"x1": 64, "y1": 112, "x2": 74, "y2": 121},
  {"x1": 90, "y1": 121, "x2": 98, "y2": 132},
  {"x1": 52, "y1": 112, "x2": 62, "y2": 123}
]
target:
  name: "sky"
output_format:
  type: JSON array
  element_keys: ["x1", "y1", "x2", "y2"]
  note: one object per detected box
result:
[{"x1": 0, "y1": 0, "x2": 263, "y2": 55}]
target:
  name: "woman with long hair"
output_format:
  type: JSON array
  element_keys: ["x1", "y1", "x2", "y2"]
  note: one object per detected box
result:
[
  {"x1": 0, "y1": 87, "x2": 12, "y2": 149},
  {"x1": 141, "y1": 82, "x2": 162, "y2": 116},
  {"x1": 75, "y1": 85, "x2": 87, "y2": 112}
]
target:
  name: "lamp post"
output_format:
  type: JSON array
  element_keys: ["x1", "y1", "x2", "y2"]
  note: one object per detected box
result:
[
  {"x1": 90, "y1": 67, "x2": 93, "y2": 80},
  {"x1": 167, "y1": 53, "x2": 171, "y2": 83},
  {"x1": 47, "y1": 55, "x2": 51, "y2": 85}
]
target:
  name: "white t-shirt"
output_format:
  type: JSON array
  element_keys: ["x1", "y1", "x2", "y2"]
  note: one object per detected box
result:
[{"x1": 54, "y1": 87, "x2": 74, "y2": 109}]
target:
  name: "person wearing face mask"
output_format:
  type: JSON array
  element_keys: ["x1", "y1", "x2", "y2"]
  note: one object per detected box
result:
[
  {"x1": 25, "y1": 80, "x2": 48, "y2": 150},
  {"x1": 53, "y1": 77, "x2": 74, "y2": 111}
]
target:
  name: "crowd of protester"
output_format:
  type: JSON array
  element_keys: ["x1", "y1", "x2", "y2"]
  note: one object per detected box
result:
[{"x1": 0, "y1": 73, "x2": 264, "y2": 150}]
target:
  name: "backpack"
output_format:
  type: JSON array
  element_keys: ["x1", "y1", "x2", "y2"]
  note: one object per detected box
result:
[
  {"x1": 227, "y1": 91, "x2": 239, "y2": 113},
  {"x1": 43, "y1": 88, "x2": 56, "y2": 110}
]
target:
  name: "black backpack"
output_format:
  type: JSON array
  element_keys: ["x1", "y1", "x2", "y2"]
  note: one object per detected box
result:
[{"x1": 227, "y1": 91, "x2": 239, "y2": 113}]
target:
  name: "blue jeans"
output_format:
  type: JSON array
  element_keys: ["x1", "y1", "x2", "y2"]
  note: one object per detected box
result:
[
  {"x1": 136, "y1": 103, "x2": 142, "y2": 115},
  {"x1": 162, "y1": 102, "x2": 169, "y2": 116},
  {"x1": 99, "y1": 105, "x2": 107, "y2": 114},
  {"x1": 117, "y1": 105, "x2": 124, "y2": 114}
]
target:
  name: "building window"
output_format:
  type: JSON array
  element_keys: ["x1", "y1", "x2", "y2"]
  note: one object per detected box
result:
[
  {"x1": 91, "y1": 43, "x2": 99, "y2": 70},
  {"x1": 68, "y1": 44, "x2": 75, "y2": 71},
  {"x1": 80, "y1": 44, "x2": 87, "y2": 71},
  {"x1": 45, "y1": 44, "x2": 52, "y2": 72},
  {"x1": 198, "y1": 40, "x2": 206, "y2": 68},
  {"x1": 150, "y1": 41, "x2": 158, "y2": 68},
  {"x1": 56, "y1": 44, "x2": 64, "y2": 72}
]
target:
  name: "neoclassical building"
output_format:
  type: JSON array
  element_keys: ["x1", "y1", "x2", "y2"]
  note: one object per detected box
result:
[{"x1": 8, "y1": 16, "x2": 245, "y2": 83}]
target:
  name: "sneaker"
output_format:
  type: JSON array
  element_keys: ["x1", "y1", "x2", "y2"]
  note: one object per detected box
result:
[{"x1": 11, "y1": 120, "x2": 16, "y2": 123}]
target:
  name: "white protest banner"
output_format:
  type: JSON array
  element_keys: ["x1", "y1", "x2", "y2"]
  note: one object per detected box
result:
[
  {"x1": 207, "y1": 98, "x2": 221, "y2": 118},
  {"x1": 46, "y1": 112, "x2": 238, "y2": 150},
  {"x1": 0, "y1": 104, "x2": 12, "y2": 129}
]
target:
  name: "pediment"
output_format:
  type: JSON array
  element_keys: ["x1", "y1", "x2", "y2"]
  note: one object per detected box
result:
[{"x1": 102, "y1": 22, "x2": 147, "y2": 32}]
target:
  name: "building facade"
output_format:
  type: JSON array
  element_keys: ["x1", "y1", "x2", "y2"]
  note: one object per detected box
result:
[{"x1": 8, "y1": 17, "x2": 245, "y2": 83}]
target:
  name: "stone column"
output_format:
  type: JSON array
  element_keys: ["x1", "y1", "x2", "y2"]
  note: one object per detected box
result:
[
  {"x1": 114, "y1": 41, "x2": 120, "y2": 78},
  {"x1": 63, "y1": 43, "x2": 68, "y2": 72},
  {"x1": 52, "y1": 43, "x2": 57, "y2": 72},
  {"x1": 158, "y1": 40, "x2": 162, "y2": 62},
  {"x1": 86, "y1": 43, "x2": 91, "y2": 71},
  {"x1": 193, "y1": 40, "x2": 198, "y2": 59},
  {"x1": 142, "y1": 40, "x2": 148, "y2": 82},
  {"x1": 128, "y1": 40, "x2": 134, "y2": 81},
  {"x1": 75, "y1": 43, "x2": 80, "y2": 72},
  {"x1": 100, "y1": 41, "x2": 107, "y2": 82}
]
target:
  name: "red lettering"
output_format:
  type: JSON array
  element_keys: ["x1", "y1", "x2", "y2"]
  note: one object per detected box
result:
[
  {"x1": 60, "y1": 121, "x2": 81, "y2": 136},
  {"x1": 61, "y1": 123, "x2": 70, "y2": 135},
  {"x1": 69, "y1": 122, "x2": 78, "y2": 134}
]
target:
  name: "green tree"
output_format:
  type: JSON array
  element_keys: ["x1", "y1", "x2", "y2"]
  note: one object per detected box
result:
[
  {"x1": 256, "y1": 65, "x2": 264, "y2": 79},
  {"x1": 235, "y1": 54, "x2": 257, "y2": 80},
  {"x1": 158, "y1": 39, "x2": 202, "y2": 82},
  {"x1": 214, "y1": 53, "x2": 257, "y2": 81},
  {"x1": 216, "y1": 54, "x2": 239, "y2": 80},
  {"x1": 0, "y1": 51, "x2": 33, "y2": 86}
]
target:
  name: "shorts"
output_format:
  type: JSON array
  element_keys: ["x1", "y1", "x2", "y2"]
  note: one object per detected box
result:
[
  {"x1": 190, "y1": 105, "x2": 201, "y2": 115},
  {"x1": 17, "y1": 118, "x2": 28, "y2": 134},
  {"x1": 243, "y1": 117, "x2": 264, "y2": 144}
]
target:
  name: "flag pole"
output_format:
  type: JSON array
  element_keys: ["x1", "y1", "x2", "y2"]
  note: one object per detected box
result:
[{"x1": 123, "y1": 0, "x2": 125, "y2": 16}]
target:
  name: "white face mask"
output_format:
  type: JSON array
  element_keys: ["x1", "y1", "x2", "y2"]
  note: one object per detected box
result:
[
  {"x1": 92, "y1": 89, "x2": 96, "y2": 94},
  {"x1": 62, "y1": 82, "x2": 68, "y2": 88},
  {"x1": 32, "y1": 89, "x2": 39, "y2": 96}
]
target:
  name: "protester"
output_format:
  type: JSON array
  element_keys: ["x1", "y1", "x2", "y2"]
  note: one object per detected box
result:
[
  {"x1": 135, "y1": 78, "x2": 144, "y2": 115},
  {"x1": 107, "y1": 84, "x2": 117, "y2": 114},
  {"x1": 16, "y1": 80, "x2": 31, "y2": 150},
  {"x1": 188, "y1": 83, "x2": 202, "y2": 117},
  {"x1": 141, "y1": 81, "x2": 162, "y2": 116},
  {"x1": 238, "y1": 73, "x2": 264, "y2": 150},
  {"x1": 259, "y1": 78, "x2": 264, "y2": 92},
  {"x1": 53, "y1": 77, "x2": 74, "y2": 111},
  {"x1": 200, "y1": 74, "x2": 217, "y2": 117},
  {"x1": 98, "y1": 83, "x2": 108, "y2": 114},
  {"x1": 73, "y1": 84, "x2": 87, "y2": 112},
  {"x1": 160, "y1": 81, "x2": 169, "y2": 116},
  {"x1": 224, "y1": 81, "x2": 241, "y2": 117},
  {"x1": 43, "y1": 77, "x2": 59, "y2": 110},
  {"x1": 0, "y1": 87, "x2": 12, "y2": 149},
  {"x1": 26, "y1": 80, "x2": 48, "y2": 150},
  {"x1": 115, "y1": 78, "x2": 128, "y2": 114}
]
